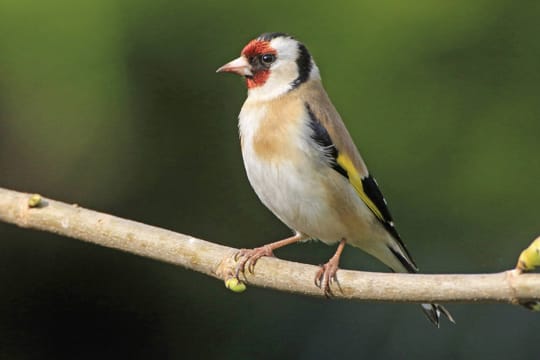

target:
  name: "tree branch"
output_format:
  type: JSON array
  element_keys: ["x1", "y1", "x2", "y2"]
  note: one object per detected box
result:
[{"x1": 0, "y1": 187, "x2": 538, "y2": 305}]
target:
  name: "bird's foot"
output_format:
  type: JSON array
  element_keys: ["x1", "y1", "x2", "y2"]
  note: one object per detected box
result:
[
  {"x1": 231, "y1": 234, "x2": 306, "y2": 279},
  {"x1": 314, "y1": 258, "x2": 341, "y2": 298},
  {"x1": 234, "y1": 245, "x2": 274, "y2": 278},
  {"x1": 314, "y1": 238, "x2": 346, "y2": 297}
]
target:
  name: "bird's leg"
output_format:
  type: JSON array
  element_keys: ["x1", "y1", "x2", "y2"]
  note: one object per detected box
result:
[
  {"x1": 234, "y1": 233, "x2": 306, "y2": 277},
  {"x1": 315, "y1": 238, "x2": 346, "y2": 297}
]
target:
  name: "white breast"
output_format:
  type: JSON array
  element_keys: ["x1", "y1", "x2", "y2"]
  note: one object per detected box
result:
[{"x1": 238, "y1": 99, "x2": 372, "y2": 245}]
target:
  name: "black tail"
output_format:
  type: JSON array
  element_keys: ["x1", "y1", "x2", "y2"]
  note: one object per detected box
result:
[
  {"x1": 386, "y1": 245, "x2": 456, "y2": 327},
  {"x1": 420, "y1": 303, "x2": 455, "y2": 328}
]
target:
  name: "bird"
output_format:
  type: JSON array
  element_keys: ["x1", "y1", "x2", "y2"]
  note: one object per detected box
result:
[{"x1": 216, "y1": 32, "x2": 454, "y2": 327}]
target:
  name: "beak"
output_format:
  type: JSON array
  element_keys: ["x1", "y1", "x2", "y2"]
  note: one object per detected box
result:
[{"x1": 216, "y1": 56, "x2": 252, "y2": 76}]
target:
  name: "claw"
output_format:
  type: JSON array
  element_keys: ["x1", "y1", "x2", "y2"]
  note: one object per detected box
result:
[
  {"x1": 314, "y1": 239, "x2": 346, "y2": 297},
  {"x1": 248, "y1": 258, "x2": 257, "y2": 273},
  {"x1": 233, "y1": 246, "x2": 274, "y2": 278},
  {"x1": 230, "y1": 234, "x2": 306, "y2": 279},
  {"x1": 315, "y1": 261, "x2": 341, "y2": 298},
  {"x1": 314, "y1": 270, "x2": 321, "y2": 288}
]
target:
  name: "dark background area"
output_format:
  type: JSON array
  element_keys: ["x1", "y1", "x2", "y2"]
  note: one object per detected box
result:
[{"x1": 1, "y1": 0, "x2": 539, "y2": 358}]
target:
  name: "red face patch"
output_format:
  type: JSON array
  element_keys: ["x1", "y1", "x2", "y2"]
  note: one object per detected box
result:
[
  {"x1": 241, "y1": 39, "x2": 277, "y2": 89},
  {"x1": 245, "y1": 71, "x2": 270, "y2": 89},
  {"x1": 241, "y1": 39, "x2": 275, "y2": 59}
]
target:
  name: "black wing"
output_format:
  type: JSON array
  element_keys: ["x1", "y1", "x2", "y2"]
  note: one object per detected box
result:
[{"x1": 306, "y1": 102, "x2": 417, "y2": 272}]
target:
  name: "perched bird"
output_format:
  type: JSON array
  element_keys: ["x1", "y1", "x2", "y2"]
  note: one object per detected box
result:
[{"x1": 217, "y1": 32, "x2": 454, "y2": 327}]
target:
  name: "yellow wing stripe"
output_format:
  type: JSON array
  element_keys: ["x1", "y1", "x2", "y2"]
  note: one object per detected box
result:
[{"x1": 336, "y1": 153, "x2": 384, "y2": 221}]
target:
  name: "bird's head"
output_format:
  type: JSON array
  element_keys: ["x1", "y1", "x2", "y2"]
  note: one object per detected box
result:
[{"x1": 217, "y1": 33, "x2": 319, "y2": 100}]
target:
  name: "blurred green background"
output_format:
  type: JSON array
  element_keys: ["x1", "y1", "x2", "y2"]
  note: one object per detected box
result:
[{"x1": 1, "y1": 0, "x2": 539, "y2": 358}]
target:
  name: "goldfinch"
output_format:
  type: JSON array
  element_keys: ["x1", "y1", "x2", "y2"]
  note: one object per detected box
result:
[{"x1": 217, "y1": 32, "x2": 454, "y2": 327}]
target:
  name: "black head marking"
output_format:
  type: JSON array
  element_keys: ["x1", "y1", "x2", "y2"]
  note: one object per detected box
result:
[
  {"x1": 257, "y1": 32, "x2": 290, "y2": 41},
  {"x1": 291, "y1": 42, "x2": 312, "y2": 89}
]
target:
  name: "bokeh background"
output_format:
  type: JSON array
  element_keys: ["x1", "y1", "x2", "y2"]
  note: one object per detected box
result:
[{"x1": 1, "y1": 0, "x2": 539, "y2": 358}]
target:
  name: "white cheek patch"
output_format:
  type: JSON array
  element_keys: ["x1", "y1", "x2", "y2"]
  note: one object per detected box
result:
[{"x1": 248, "y1": 75, "x2": 292, "y2": 101}]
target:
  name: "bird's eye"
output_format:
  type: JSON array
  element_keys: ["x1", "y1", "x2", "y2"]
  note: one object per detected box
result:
[{"x1": 260, "y1": 53, "x2": 276, "y2": 65}]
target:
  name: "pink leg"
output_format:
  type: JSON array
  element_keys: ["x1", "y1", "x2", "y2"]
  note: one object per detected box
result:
[
  {"x1": 235, "y1": 233, "x2": 306, "y2": 277},
  {"x1": 315, "y1": 239, "x2": 346, "y2": 297}
]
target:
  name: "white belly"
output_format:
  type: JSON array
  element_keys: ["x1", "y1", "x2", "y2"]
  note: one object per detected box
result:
[{"x1": 238, "y1": 100, "x2": 378, "y2": 245}]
